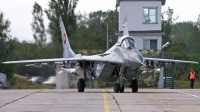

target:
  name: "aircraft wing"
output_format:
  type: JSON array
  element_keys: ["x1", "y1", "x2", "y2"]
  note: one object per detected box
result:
[
  {"x1": 2, "y1": 56, "x2": 124, "y2": 65},
  {"x1": 2, "y1": 58, "x2": 83, "y2": 64},
  {"x1": 144, "y1": 57, "x2": 199, "y2": 64}
]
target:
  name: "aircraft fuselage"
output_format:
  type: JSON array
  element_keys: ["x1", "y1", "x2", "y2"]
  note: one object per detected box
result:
[{"x1": 80, "y1": 36, "x2": 144, "y2": 82}]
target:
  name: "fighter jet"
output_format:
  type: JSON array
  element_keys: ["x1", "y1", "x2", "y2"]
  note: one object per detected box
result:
[{"x1": 3, "y1": 16, "x2": 198, "y2": 93}]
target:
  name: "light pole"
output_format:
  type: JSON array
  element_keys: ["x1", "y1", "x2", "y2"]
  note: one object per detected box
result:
[
  {"x1": 158, "y1": 42, "x2": 170, "y2": 88},
  {"x1": 162, "y1": 42, "x2": 170, "y2": 58}
]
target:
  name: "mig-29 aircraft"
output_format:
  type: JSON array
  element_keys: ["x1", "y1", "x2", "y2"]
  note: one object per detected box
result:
[{"x1": 3, "y1": 16, "x2": 199, "y2": 93}]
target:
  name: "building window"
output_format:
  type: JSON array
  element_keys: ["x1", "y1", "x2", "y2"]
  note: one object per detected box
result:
[
  {"x1": 143, "y1": 39, "x2": 157, "y2": 50},
  {"x1": 143, "y1": 8, "x2": 157, "y2": 23}
]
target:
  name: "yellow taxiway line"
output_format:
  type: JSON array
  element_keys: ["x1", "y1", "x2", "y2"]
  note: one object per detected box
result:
[{"x1": 102, "y1": 89, "x2": 110, "y2": 112}]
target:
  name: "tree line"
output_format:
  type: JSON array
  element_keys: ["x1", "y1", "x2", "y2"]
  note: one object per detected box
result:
[
  {"x1": 0, "y1": 0, "x2": 118, "y2": 84},
  {"x1": 162, "y1": 7, "x2": 200, "y2": 80}
]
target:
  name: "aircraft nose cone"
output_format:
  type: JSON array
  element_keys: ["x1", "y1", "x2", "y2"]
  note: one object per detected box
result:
[
  {"x1": 136, "y1": 54, "x2": 144, "y2": 64},
  {"x1": 128, "y1": 50, "x2": 144, "y2": 68},
  {"x1": 134, "y1": 53, "x2": 144, "y2": 65}
]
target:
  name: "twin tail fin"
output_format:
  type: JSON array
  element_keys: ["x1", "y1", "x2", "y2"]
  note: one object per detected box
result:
[{"x1": 59, "y1": 16, "x2": 75, "y2": 58}]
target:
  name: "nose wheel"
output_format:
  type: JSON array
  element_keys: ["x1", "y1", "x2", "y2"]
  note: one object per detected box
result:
[
  {"x1": 114, "y1": 83, "x2": 124, "y2": 93},
  {"x1": 114, "y1": 83, "x2": 119, "y2": 93},
  {"x1": 119, "y1": 85, "x2": 124, "y2": 93},
  {"x1": 77, "y1": 79, "x2": 85, "y2": 92},
  {"x1": 114, "y1": 66, "x2": 125, "y2": 93}
]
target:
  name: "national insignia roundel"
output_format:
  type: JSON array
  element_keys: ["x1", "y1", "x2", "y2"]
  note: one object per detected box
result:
[{"x1": 63, "y1": 32, "x2": 67, "y2": 45}]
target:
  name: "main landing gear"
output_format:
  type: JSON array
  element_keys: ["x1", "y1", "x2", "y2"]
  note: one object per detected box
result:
[
  {"x1": 77, "y1": 79, "x2": 85, "y2": 92},
  {"x1": 77, "y1": 63, "x2": 87, "y2": 92}
]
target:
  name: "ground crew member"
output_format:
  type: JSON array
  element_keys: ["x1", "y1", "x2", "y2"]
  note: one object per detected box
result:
[{"x1": 188, "y1": 69, "x2": 196, "y2": 89}]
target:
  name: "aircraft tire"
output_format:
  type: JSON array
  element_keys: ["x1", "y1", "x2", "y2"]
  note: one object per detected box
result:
[
  {"x1": 114, "y1": 83, "x2": 120, "y2": 93},
  {"x1": 77, "y1": 79, "x2": 85, "y2": 92},
  {"x1": 131, "y1": 79, "x2": 138, "y2": 92},
  {"x1": 119, "y1": 85, "x2": 124, "y2": 93}
]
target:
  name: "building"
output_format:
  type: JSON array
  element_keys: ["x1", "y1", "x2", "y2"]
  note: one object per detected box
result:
[{"x1": 116, "y1": 0, "x2": 166, "y2": 50}]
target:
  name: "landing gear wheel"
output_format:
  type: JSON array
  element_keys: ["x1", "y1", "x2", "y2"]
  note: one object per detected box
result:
[
  {"x1": 114, "y1": 83, "x2": 120, "y2": 93},
  {"x1": 77, "y1": 79, "x2": 85, "y2": 92},
  {"x1": 131, "y1": 79, "x2": 138, "y2": 93},
  {"x1": 119, "y1": 85, "x2": 124, "y2": 93}
]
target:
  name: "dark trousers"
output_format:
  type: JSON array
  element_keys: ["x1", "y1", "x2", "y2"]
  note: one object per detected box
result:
[{"x1": 190, "y1": 79, "x2": 195, "y2": 89}]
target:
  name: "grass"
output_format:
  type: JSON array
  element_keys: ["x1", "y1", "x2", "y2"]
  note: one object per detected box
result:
[
  {"x1": 9, "y1": 74, "x2": 54, "y2": 89},
  {"x1": 163, "y1": 80, "x2": 200, "y2": 89},
  {"x1": 174, "y1": 80, "x2": 200, "y2": 89},
  {"x1": 7, "y1": 74, "x2": 200, "y2": 89}
]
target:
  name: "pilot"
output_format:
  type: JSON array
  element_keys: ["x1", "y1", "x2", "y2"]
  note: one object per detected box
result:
[{"x1": 188, "y1": 69, "x2": 196, "y2": 89}]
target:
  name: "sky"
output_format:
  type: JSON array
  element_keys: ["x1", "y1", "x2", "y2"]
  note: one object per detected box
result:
[{"x1": 0, "y1": 0, "x2": 200, "y2": 42}]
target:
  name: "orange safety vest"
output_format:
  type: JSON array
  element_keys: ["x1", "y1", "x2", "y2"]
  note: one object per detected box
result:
[{"x1": 190, "y1": 71, "x2": 196, "y2": 79}]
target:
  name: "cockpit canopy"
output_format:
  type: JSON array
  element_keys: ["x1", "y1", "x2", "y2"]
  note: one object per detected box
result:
[{"x1": 120, "y1": 37, "x2": 137, "y2": 49}]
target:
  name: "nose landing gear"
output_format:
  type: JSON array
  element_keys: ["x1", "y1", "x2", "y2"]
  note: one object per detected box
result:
[{"x1": 114, "y1": 83, "x2": 124, "y2": 93}]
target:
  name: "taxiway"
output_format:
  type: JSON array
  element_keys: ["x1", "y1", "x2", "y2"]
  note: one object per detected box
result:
[{"x1": 0, "y1": 89, "x2": 200, "y2": 112}]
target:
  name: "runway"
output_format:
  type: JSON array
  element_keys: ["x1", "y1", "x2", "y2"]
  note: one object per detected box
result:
[{"x1": 0, "y1": 89, "x2": 200, "y2": 112}]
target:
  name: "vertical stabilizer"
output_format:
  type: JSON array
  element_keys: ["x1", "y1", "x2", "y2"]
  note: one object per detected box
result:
[
  {"x1": 123, "y1": 16, "x2": 129, "y2": 36},
  {"x1": 59, "y1": 16, "x2": 75, "y2": 58}
]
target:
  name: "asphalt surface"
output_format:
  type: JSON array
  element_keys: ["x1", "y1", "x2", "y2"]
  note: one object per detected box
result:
[{"x1": 0, "y1": 89, "x2": 200, "y2": 112}]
